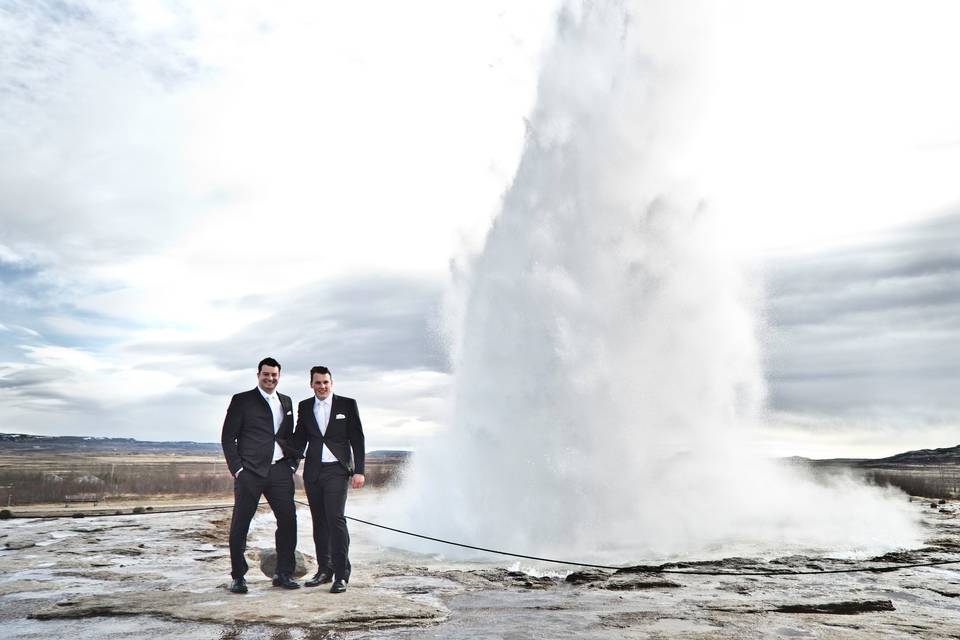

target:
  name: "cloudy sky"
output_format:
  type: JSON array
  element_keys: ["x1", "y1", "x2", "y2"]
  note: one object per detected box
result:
[{"x1": 1, "y1": 0, "x2": 958, "y2": 458}]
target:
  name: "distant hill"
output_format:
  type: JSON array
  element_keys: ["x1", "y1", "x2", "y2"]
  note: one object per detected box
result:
[
  {"x1": 5, "y1": 432, "x2": 953, "y2": 466},
  {"x1": 0, "y1": 433, "x2": 409, "y2": 460},
  {"x1": 867, "y1": 444, "x2": 960, "y2": 466},
  {"x1": 797, "y1": 444, "x2": 960, "y2": 468},
  {"x1": 0, "y1": 433, "x2": 222, "y2": 455}
]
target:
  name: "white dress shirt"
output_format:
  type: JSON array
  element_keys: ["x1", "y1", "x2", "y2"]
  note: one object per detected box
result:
[
  {"x1": 258, "y1": 387, "x2": 286, "y2": 463},
  {"x1": 313, "y1": 396, "x2": 338, "y2": 463}
]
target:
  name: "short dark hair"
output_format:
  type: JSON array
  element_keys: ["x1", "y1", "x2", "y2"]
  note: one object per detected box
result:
[
  {"x1": 309, "y1": 365, "x2": 332, "y2": 381},
  {"x1": 258, "y1": 357, "x2": 281, "y2": 373}
]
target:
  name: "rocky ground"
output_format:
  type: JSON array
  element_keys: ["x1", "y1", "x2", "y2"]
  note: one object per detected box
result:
[{"x1": 1, "y1": 494, "x2": 959, "y2": 639}]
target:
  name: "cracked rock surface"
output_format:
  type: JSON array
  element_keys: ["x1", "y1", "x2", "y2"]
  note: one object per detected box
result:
[{"x1": 2, "y1": 494, "x2": 959, "y2": 639}]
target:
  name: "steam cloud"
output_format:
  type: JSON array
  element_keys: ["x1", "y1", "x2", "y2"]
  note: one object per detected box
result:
[{"x1": 384, "y1": 0, "x2": 921, "y2": 564}]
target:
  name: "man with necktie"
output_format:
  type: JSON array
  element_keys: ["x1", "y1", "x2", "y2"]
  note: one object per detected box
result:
[
  {"x1": 221, "y1": 356, "x2": 301, "y2": 593},
  {"x1": 294, "y1": 365, "x2": 365, "y2": 594}
]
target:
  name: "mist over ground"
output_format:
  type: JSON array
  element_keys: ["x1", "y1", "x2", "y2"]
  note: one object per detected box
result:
[{"x1": 384, "y1": 0, "x2": 923, "y2": 562}]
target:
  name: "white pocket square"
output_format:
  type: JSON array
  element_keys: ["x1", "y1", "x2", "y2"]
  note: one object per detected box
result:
[
  {"x1": 335, "y1": 413, "x2": 346, "y2": 419},
  {"x1": 286, "y1": 410, "x2": 292, "y2": 415}
]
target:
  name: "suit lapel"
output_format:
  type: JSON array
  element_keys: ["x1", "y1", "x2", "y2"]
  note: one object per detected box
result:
[
  {"x1": 326, "y1": 395, "x2": 336, "y2": 429},
  {"x1": 254, "y1": 388, "x2": 273, "y2": 423},
  {"x1": 309, "y1": 398, "x2": 326, "y2": 436},
  {"x1": 278, "y1": 394, "x2": 292, "y2": 435}
]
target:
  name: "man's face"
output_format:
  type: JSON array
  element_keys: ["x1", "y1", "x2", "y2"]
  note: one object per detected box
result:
[
  {"x1": 257, "y1": 365, "x2": 280, "y2": 394},
  {"x1": 311, "y1": 373, "x2": 333, "y2": 400}
]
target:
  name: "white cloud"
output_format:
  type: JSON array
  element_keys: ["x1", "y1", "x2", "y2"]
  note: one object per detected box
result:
[
  {"x1": 1, "y1": 1, "x2": 959, "y2": 461},
  {"x1": 14, "y1": 344, "x2": 181, "y2": 400},
  {"x1": 1, "y1": 0, "x2": 560, "y2": 341},
  {"x1": 700, "y1": 0, "x2": 960, "y2": 255},
  {"x1": 759, "y1": 212, "x2": 960, "y2": 454}
]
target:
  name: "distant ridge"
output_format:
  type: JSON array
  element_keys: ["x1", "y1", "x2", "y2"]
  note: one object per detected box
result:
[
  {"x1": 0, "y1": 433, "x2": 221, "y2": 455},
  {"x1": 870, "y1": 444, "x2": 960, "y2": 466},
  {"x1": 795, "y1": 443, "x2": 960, "y2": 467},
  {"x1": 0, "y1": 433, "x2": 410, "y2": 459},
  {"x1": 4, "y1": 433, "x2": 952, "y2": 465}
]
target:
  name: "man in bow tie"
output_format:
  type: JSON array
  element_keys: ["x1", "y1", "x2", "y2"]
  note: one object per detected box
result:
[
  {"x1": 221, "y1": 357, "x2": 301, "y2": 594},
  {"x1": 294, "y1": 365, "x2": 365, "y2": 594}
]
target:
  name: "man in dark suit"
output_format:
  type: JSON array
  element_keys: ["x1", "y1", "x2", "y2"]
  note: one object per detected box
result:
[
  {"x1": 221, "y1": 356, "x2": 302, "y2": 594},
  {"x1": 294, "y1": 365, "x2": 365, "y2": 594}
]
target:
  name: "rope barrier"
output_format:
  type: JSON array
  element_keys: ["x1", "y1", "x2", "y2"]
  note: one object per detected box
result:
[
  {"x1": 346, "y1": 513, "x2": 626, "y2": 570},
  {"x1": 338, "y1": 510, "x2": 960, "y2": 577},
  {"x1": 6, "y1": 499, "x2": 959, "y2": 577}
]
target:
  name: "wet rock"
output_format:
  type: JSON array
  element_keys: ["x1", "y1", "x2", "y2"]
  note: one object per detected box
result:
[
  {"x1": 712, "y1": 557, "x2": 767, "y2": 569},
  {"x1": 717, "y1": 583, "x2": 753, "y2": 595},
  {"x1": 5, "y1": 540, "x2": 36, "y2": 550},
  {"x1": 519, "y1": 577, "x2": 557, "y2": 589},
  {"x1": 192, "y1": 555, "x2": 225, "y2": 562},
  {"x1": 505, "y1": 571, "x2": 557, "y2": 590},
  {"x1": 769, "y1": 555, "x2": 822, "y2": 570},
  {"x1": 73, "y1": 524, "x2": 139, "y2": 533},
  {"x1": 616, "y1": 564, "x2": 665, "y2": 574},
  {"x1": 52, "y1": 570, "x2": 139, "y2": 581},
  {"x1": 29, "y1": 589, "x2": 445, "y2": 630},
  {"x1": 0, "y1": 580, "x2": 62, "y2": 597},
  {"x1": 774, "y1": 600, "x2": 895, "y2": 614},
  {"x1": 618, "y1": 557, "x2": 771, "y2": 577},
  {"x1": 471, "y1": 568, "x2": 511, "y2": 582},
  {"x1": 600, "y1": 611, "x2": 659, "y2": 628},
  {"x1": 258, "y1": 548, "x2": 308, "y2": 578},
  {"x1": 868, "y1": 551, "x2": 919, "y2": 564},
  {"x1": 465, "y1": 569, "x2": 558, "y2": 589},
  {"x1": 565, "y1": 570, "x2": 612, "y2": 584},
  {"x1": 437, "y1": 569, "x2": 506, "y2": 589},
  {"x1": 604, "y1": 576, "x2": 682, "y2": 591}
]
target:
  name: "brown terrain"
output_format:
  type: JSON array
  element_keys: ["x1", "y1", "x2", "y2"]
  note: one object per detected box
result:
[{"x1": 0, "y1": 433, "x2": 408, "y2": 513}]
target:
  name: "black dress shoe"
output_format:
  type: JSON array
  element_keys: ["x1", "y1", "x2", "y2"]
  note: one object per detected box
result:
[
  {"x1": 304, "y1": 569, "x2": 334, "y2": 587},
  {"x1": 228, "y1": 577, "x2": 248, "y2": 594},
  {"x1": 272, "y1": 573, "x2": 301, "y2": 589},
  {"x1": 330, "y1": 579, "x2": 347, "y2": 594}
]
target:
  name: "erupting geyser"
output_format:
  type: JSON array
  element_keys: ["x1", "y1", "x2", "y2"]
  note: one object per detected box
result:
[{"x1": 386, "y1": 0, "x2": 921, "y2": 563}]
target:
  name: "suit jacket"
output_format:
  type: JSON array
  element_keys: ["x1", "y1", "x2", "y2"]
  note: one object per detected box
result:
[
  {"x1": 294, "y1": 394, "x2": 365, "y2": 481},
  {"x1": 221, "y1": 388, "x2": 299, "y2": 477}
]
